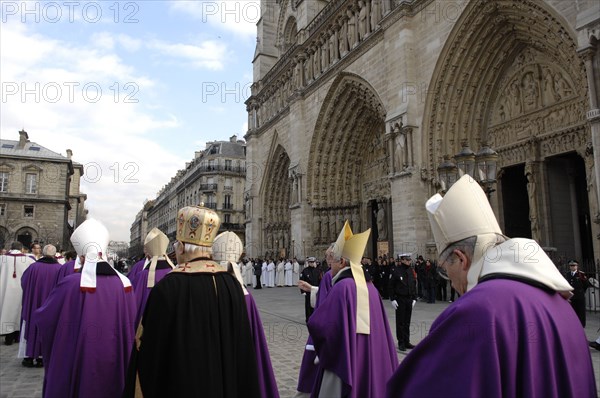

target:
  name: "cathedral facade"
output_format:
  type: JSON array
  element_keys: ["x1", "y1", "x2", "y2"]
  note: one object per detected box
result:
[{"x1": 245, "y1": 0, "x2": 600, "y2": 265}]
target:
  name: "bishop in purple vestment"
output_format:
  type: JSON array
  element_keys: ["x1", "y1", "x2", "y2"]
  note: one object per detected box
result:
[
  {"x1": 19, "y1": 245, "x2": 63, "y2": 367},
  {"x1": 130, "y1": 228, "x2": 175, "y2": 327},
  {"x1": 33, "y1": 219, "x2": 136, "y2": 398},
  {"x1": 296, "y1": 269, "x2": 333, "y2": 395},
  {"x1": 213, "y1": 231, "x2": 279, "y2": 398},
  {"x1": 386, "y1": 174, "x2": 597, "y2": 397},
  {"x1": 307, "y1": 223, "x2": 398, "y2": 397}
]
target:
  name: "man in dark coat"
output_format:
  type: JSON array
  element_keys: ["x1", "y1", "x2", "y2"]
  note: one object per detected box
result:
[
  {"x1": 564, "y1": 259, "x2": 591, "y2": 326},
  {"x1": 300, "y1": 257, "x2": 322, "y2": 322},
  {"x1": 388, "y1": 253, "x2": 417, "y2": 351}
]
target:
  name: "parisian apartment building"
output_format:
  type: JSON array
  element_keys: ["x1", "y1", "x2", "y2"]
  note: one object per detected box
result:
[
  {"x1": 0, "y1": 130, "x2": 87, "y2": 251},
  {"x1": 129, "y1": 135, "x2": 247, "y2": 259}
]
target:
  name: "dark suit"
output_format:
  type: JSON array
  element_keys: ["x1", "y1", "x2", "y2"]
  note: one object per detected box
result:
[
  {"x1": 389, "y1": 263, "x2": 417, "y2": 348},
  {"x1": 565, "y1": 269, "x2": 590, "y2": 326},
  {"x1": 253, "y1": 262, "x2": 263, "y2": 289}
]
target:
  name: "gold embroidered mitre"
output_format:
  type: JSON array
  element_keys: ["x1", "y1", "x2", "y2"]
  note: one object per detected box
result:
[{"x1": 176, "y1": 205, "x2": 221, "y2": 247}]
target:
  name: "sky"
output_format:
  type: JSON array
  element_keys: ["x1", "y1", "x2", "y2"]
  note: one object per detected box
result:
[{"x1": 1, "y1": 0, "x2": 260, "y2": 242}]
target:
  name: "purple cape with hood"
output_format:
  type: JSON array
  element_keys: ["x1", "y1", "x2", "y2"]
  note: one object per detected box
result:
[
  {"x1": 297, "y1": 270, "x2": 333, "y2": 393},
  {"x1": 307, "y1": 269, "x2": 398, "y2": 397},
  {"x1": 245, "y1": 292, "x2": 280, "y2": 398},
  {"x1": 54, "y1": 259, "x2": 76, "y2": 285},
  {"x1": 386, "y1": 278, "x2": 597, "y2": 397},
  {"x1": 130, "y1": 260, "x2": 172, "y2": 327},
  {"x1": 20, "y1": 256, "x2": 63, "y2": 358},
  {"x1": 33, "y1": 264, "x2": 136, "y2": 398}
]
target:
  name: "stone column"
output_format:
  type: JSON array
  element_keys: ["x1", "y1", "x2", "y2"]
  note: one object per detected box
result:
[
  {"x1": 580, "y1": 47, "x2": 600, "y2": 208},
  {"x1": 568, "y1": 166, "x2": 583, "y2": 260},
  {"x1": 524, "y1": 161, "x2": 541, "y2": 243}
]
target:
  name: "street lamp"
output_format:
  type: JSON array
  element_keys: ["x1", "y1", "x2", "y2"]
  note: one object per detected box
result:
[
  {"x1": 437, "y1": 155, "x2": 457, "y2": 193},
  {"x1": 475, "y1": 145, "x2": 499, "y2": 200},
  {"x1": 437, "y1": 143, "x2": 499, "y2": 200},
  {"x1": 454, "y1": 142, "x2": 475, "y2": 178}
]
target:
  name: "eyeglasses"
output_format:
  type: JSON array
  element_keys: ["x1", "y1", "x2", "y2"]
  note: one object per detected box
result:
[{"x1": 437, "y1": 250, "x2": 457, "y2": 281}]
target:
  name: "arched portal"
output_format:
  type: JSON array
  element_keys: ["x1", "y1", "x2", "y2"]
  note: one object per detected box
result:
[
  {"x1": 262, "y1": 144, "x2": 291, "y2": 259},
  {"x1": 15, "y1": 226, "x2": 36, "y2": 250},
  {"x1": 307, "y1": 73, "x2": 388, "y2": 255},
  {"x1": 423, "y1": 0, "x2": 593, "y2": 261}
]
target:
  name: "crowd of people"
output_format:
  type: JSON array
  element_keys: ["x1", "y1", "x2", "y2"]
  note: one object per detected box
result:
[{"x1": 0, "y1": 174, "x2": 598, "y2": 397}]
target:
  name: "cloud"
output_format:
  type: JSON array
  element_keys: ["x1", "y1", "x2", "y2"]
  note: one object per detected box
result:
[
  {"x1": 1, "y1": 21, "x2": 187, "y2": 241},
  {"x1": 148, "y1": 39, "x2": 227, "y2": 70},
  {"x1": 169, "y1": 1, "x2": 259, "y2": 37}
]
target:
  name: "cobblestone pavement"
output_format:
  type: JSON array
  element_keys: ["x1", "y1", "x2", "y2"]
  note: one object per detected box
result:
[{"x1": 1, "y1": 286, "x2": 599, "y2": 397}]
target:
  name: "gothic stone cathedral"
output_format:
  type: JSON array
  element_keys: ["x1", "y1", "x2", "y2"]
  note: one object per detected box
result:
[{"x1": 244, "y1": 0, "x2": 600, "y2": 265}]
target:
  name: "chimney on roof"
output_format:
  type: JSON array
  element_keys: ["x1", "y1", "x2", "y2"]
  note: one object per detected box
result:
[
  {"x1": 18, "y1": 130, "x2": 29, "y2": 149},
  {"x1": 230, "y1": 135, "x2": 237, "y2": 143},
  {"x1": 66, "y1": 149, "x2": 73, "y2": 159},
  {"x1": 195, "y1": 151, "x2": 202, "y2": 159}
]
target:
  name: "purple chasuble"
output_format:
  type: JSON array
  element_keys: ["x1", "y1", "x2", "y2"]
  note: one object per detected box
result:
[
  {"x1": 297, "y1": 270, "x2": 333, "y2": 393},
  {"x1": 54, "y1": 260, "x2": 76, "y2": 285},
  {"x1": 20, "y1": 257, "x2": 63, "y2": 358},
  {"x1": 33, "y1": 272, "x2": 136, "y2": 398},
  {"x1": 386, "y1": 279, "x2": 597, "y2": 397},
  {"x1": 245, "y1": 293, "x2": 280, "y2": 398},
  {"x1": 131, "y1": 265, "x2": 172, "y2": 327},
  {"x1": 308, "y1": 274, "x2": 398, "y2": 397},
  {"x1": 127, "y1": 258, "x2": 146, "y2": 283}
]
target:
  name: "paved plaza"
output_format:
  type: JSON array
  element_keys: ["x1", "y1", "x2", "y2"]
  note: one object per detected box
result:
[{"x1": 1, "y1": 285, "x2": 599, "y2": 397}]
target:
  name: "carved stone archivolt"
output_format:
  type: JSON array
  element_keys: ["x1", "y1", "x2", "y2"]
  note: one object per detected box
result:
[
  {"x1": 262, "y1": 144, "x2": 292, "y2": 255},
  {"x1": 249, "y1": 0, "x2": 391, "y2": 136},
  {"x1": 307, "y1": 74, "x2": 388, "y2": 214},
  {"x1": 424, "y1": 0, "x2": 589, "y2": 182}
]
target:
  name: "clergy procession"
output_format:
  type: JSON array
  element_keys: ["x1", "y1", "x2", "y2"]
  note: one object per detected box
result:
[{"x1": 1, "y1": 177, "x2": 599, "y2": 397}]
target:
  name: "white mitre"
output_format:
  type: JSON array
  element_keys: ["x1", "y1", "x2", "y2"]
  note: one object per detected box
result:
[
  {"x1": 143, "y1": 227, "x2": 175, "y2": 288},
  {"x1": 71, "y1": 219, "x2": 131, "y2": 291},
  {"x1": 213, "y1": 231, "x2": 247, "y2": 295},
  {"x1": 426, "y1": 174, "x2": 502, "y2": 255},
  {"x1": 426, "y1": 174, "x2": 572, "y2": 297}
]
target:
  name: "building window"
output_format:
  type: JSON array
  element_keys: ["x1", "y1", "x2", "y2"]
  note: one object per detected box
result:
[
  {"x1": 225, "y1": 160, "x2": 232, "y2": 171},
  {"x1": 0, "y1": 203, "x2": 5, "y2": 216},
  {"x1": 25, "y1": 173, "x2": 37, "y2": 194},
  {"x1": 224, "y1": 214, "x2": 231, "y2": 224},
  {"x1": 224, "y1": 195, "x2": 232, "y2": 209},
  {"x1": 24, "y1": 205, "x2": 34, "y2": 218},
  {"x1": 0, "y1": 172, "x2": 8, "y2": 192}
]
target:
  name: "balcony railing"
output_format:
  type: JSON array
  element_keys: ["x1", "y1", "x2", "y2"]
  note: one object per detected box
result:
[
  {"x1": 223, "y1": 185, "x2": 233, "y2": 191},
  {"x1": 221, "y1": 222, "x2": 244, "y2": 231},
  {"x1": 197, "y1": 165, "x2": 246, "y2": 174},
  {"x1": 200, "y1": 184, "x2": 218, "y2": 191},
  {"x1": 221, "y1": 203, "x2": 233, "y2": 210},
  {"x1": 205, "y1": 202, "x2": 217, "y2": 209}
]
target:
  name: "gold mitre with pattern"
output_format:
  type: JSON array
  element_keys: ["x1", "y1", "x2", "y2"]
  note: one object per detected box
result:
[
  {"x1": 426, "y1": 174, "x2": 502, "y2": 254},
  {"x1": 144, "y1": 227, "x2": 169, "y2": 256},
  {"x1": 176, "y1": 204, "x2": 221, "y2": 247}
]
